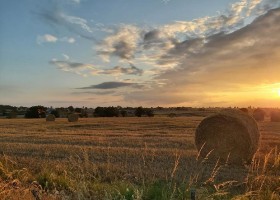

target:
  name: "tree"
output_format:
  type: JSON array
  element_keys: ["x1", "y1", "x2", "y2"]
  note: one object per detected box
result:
[
  {"x1": 135, "y1": 107, "x2": 145, "y2": 117},
  {"x1": 75, "y1": 107, "x2": 82, "y2": 113},
  {"x1": 25, "y1": 106, "x2": 46, "y2": 118},
  {"x1": 50, "y1": 109, "x2": 60, "y2": 118},
  {"x1": 104, "y1": 107, "x2": 119, "y2": 117},
  {"x1": 145, "y1": 108, "x2": 154, "y2": 117},
  {"x1": 120, "y1": 110, "x2": 128, "y2": 117},
  {"x1": 68, "y1": 106, "x2": 74, "y2": 113},
  {"x1": 2, "y1": 109, "x2": 7, "y2": 116},
  {"x1": 94, "y1": 107, "x2": 119, "y2": 117},
  {"x1": 7, "y1": 112, "x2": 17, "y2": 119},
  {"x1": 94, "y1": 107, "x2": 105, "y2": 117}
]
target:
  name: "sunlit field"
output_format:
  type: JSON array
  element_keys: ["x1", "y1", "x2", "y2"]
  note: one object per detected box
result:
[{"x1": 0, "y1": 116, "x2": 279, "y2": 199}]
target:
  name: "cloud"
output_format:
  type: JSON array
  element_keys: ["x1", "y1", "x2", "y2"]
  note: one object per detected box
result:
[
  {"x1": 37, "y1": 34, "x2": 58, "y2": 44},
  {"x1": 60, "y1": 37, "x2": 76, "y2": 43},
  {"x1": 49, "y1": 59, "x2": 92, "y2": 69},
  {"x1": 62, "y1": 54, "x2": 70, "y2": 60},
  {"x1": 157, "y1": 37, "x2": 205, "y2": 66},
  {"x1": 124, "y1": 7, "x2": 280, "y2": 106},
  {"x1": 140, "y1": 0, "x2": 277, "y2": 66},
  {"x1": 50, "y1": 56, "x2": 143, "y2": 77},
  {"x1": 49, "y1": 59, "x2": 93, "y2": 76},
  {"x1": 94, "y1": 63, "x2": 143, "y2": 76},
  {"x1": 95, "y1": 0, "x2": 279, "y2": 70},
  {"x1": 142, "y1": 29, "x2": 163, "y2": 48},
  {"x1": 247, "y1": 0, "x2": 280, "y2": 16},
  {"x1": 37, "y1": 34, "x2": 75, "y2": 44},
  {"x1": 41, "y1": 0, "x2": 280, "y2": 106},
  {"x1": 70, "y1": 0, "x2": 81, "y2": 4},
  {"x1": 78, "y1": 82, "x2": 136, "y2": 89},
  {"x1": 96, "y1": 25, "x2": 140, "y2": 61},
  {"x1": 73, "y1": 90, "x2": 116, "y2": 95},
  {"x1": 156, "y1": 0, "x2": 279, "y2": 39},
  {"x1": 37, "y1": 6, "x2": 95, "y2": 40}
]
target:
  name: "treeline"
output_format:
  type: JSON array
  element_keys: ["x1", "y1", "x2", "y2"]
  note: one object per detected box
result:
[
  {"x1": 0, "y1": 105, "x2": 154, "y2": 118},
  {"x1": 94, "y1": 106, "x2": 154, "y2": 117}
]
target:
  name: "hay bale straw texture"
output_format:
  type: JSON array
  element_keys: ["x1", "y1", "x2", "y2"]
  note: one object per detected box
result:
[
  {"x1": 253, "y1": 108, "x2": 265, "y2": 121},
  {"x1": 46, "y1": 114, "x2": 55, "y2": 122},
  {"x1": 68, "y1": 113, "x2": 79, "y2": 122},
  {"x1": 271, "y1": 111, "x2": 280, "y2": 122},
  {"x1": 195, "y1": 109, "x2": 260, "y2": 165}
]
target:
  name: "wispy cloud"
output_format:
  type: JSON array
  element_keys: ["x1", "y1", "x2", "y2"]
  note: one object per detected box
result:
[
  {"x1": 50, "y1": 57, "x2": 143, "y2": 77},
  {"x1": 60, "y1": 37, "x2": 75, "y2": 43},
  {"x1": 157, "y1": 0, "x2": 279, "y2": 38},
  {"x1": 92, "y1": 63, "x2": 143, "y2": 76},
  {"x1": 162, "y1": 0, "x2": 171, "y2": 4},
  {"x1": 78, "y1": 82, "x2": 136, "y2": 89},
  {"x1": 49, "y1": 59, "x2": 93, "y2": 76},
  {"x1": 37, "y1": 34, "x2": 75, "y2": 44},
  {"x1": 37, "y1": 5, "x2": 95, "y2": 40},
  {"x1": 37, "y1": 34, "x2": 58, "y2": 44},
  {"x1": 70, "y1": 0, "x2": 81, "y2": 4},
  {"x1": 49, "y1": 59, "x2": 92, "y2": 69},
  {"x1": 73, "y1": 90, "x2": 116, "y2": 95}
]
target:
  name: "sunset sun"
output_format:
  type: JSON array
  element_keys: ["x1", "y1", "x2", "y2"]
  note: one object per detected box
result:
[{"x1": 278, "y1": 89, "x2": 280, "y2": 97}]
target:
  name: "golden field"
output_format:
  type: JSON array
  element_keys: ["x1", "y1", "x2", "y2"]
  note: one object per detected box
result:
[{"x1": 0, "y1": 116, "x2": 280, "y2": 200}]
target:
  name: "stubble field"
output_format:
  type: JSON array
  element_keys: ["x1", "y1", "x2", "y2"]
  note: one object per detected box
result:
[{"x1": 0, "y1": 116, "x2": 280, "y2": 199}]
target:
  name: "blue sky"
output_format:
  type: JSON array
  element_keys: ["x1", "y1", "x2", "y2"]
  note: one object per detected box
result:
[{"x1": 0, "y1": 0, "x2": 280, "y2": 107}]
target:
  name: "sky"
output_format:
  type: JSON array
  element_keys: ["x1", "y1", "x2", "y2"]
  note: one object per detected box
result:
[{"x1": 0, "y1": 0, "x2": 280, "y2": 108}]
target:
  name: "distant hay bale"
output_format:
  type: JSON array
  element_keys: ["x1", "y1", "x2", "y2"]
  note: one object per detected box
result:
[
  {"x1": 240, "y1": 108, "x2": 248, "y2": 114},
  {"x1": 68, "y1": 113, "x2": 79, "y2": 122},
  {"x1": 46, "y1": 114, "x2": 55, "y2": 122},
  {"x1": 271, "y1": 111, "x2": 280, "y2": 122},
  {"x1": 195, "y1": 109, "x2": 260, "y2": 165},
  {"x1": 253, "y1": 108, "x2": 265, "y2": 121},
  {"x1": 168, "y1": 113, "x2": 177, "y2": 118}
]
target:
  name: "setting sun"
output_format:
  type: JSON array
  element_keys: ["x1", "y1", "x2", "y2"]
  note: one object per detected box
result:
[{"x1": 278, "y1": 89, "x2": 280, "y2": 96}]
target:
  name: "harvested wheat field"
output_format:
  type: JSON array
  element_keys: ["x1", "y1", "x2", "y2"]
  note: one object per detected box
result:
[{"x1": 0, "y1": 117, "x2": 280, "y2": 200}]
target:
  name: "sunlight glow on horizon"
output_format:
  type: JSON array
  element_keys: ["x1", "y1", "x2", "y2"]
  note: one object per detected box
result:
[
  {"x1": 263, "y1": 83, "x2": 280, "y2": 99},
  {"x1": 251, "y1": 83, "x2": 280, "y2": 99}
]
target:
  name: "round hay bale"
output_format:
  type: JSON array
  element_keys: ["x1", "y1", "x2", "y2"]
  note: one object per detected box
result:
[
  {"x1": 68, "y1": 113, "x2": 79, "y2": 122},
  {"x1": 168, "y1": 113, "x2": 177, "y2": 118},
  {"x1": 46, "y1": 114, "x2": 55, "y2": 122},
  {"x1": 271, "y1": 111, "x2": 280, "y2": 122},
  {"x1": 195, "y1": 109, "x2": 260, "y2": 165},
  {"x1": 253, "y1": 108, "x2": 265, "y2": 121}
]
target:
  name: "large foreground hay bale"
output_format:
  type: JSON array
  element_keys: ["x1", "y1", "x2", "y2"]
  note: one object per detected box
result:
[
  {"x1": 253, "y1": 108, "x2": 265, "y2": 121},
  {"x1": 68, "y1": 113, "x2": 79, "y2": 122},
  {"x1": 46, "y1": 114, "x2": 55, "y2": 122},
  {"x1": 271, "y1": 111, "x2": 280, "y2": 122},
  {"x1": 195, "y1": 109, "x2": 260, "y2": 165}
]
